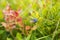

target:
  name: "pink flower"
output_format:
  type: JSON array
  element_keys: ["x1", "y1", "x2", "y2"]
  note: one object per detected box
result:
[
  {"x1": 2, "y1": 5, "x2": 23, "y2": 31},
  {"x1": 13, "y1": 11, "x2": 19, "y2": 17},
  {"x1": 25, "y1": 26, "x2": 31, "y2": 31}
]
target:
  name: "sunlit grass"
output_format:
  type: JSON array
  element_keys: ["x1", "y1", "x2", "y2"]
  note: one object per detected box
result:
[{"x1": 0, "y1": 0, "x2": 60, "y2": 40}]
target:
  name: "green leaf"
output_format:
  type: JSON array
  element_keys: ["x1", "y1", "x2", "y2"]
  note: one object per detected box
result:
[
  {"x1": 0, "y1": 31, "x2": 8, "y2": 40},
  {"x1": 0, "y1": 30, "x2": 4, "y2": 34},
  {"x1": 26, "y1": 34, "x2": 31, "y2": 40},
  {"x1": 7, "y1": 37, "x2": 12, "y2": 40},
  {"x1": 16, "y1": 32, "x2": 22, "y2": 40}
]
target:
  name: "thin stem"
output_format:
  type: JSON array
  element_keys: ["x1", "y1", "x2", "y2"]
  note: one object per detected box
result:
[
  {"x1": 36, "y1": 34, "x2": 52, "y2": 40},
  {"x1": 10, "y1": 30, "x2": 15, "y2": 39},
  {"x1": 52, "y1": 19, "x2": 60, "y2": 40}
]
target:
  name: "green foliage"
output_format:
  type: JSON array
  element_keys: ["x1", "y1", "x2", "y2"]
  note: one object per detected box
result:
[
  {"x1": 0, "y1": 0, "x2": 60, "y2": 40},
  {"x1": 16, "y1": 33, "x2": 22, "y2": 40}
]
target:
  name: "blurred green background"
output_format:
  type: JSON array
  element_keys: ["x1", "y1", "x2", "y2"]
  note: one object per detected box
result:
[{"x1": 0, "y1": 0, "x2": 60, "y2": 40}]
